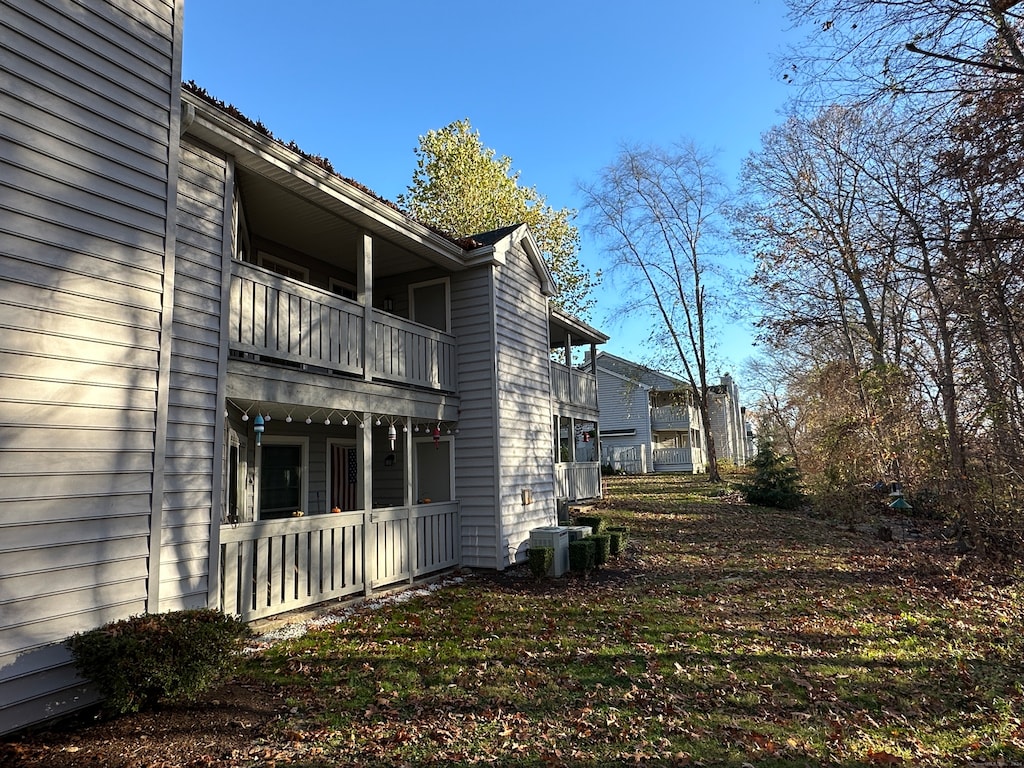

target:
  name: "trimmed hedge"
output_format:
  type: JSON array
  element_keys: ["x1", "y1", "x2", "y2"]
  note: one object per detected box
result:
[
  {"x1": 67, "y1": 609, "x2": 250, "y2": 715},
  {"x1": 528, "y1": 546, "x2": 554, "y2": 579},
  {"x1": 569, "y1": 538, "x2": 595, "y2": 573},
  {"x1": 590, "y1": 534, "x2": 611, "y2": 566},
  {"x1": 607, "y1": 526, "x2": 629, "y2": 556},
  {"x1": 574, "y1": 515, "x2": 606, "y2": 535}
]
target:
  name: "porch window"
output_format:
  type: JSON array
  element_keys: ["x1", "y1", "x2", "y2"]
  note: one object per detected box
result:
[
  {"x1": 259, "y1": 439, "x2": 307, "y2": 519},
  {"x1": 414, "y1": 438, "x2": 453, "y2": 503}
]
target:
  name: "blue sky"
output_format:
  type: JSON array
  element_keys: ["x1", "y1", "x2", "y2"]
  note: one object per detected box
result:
[{"x1": 182, "y1": 1, "x2": 803, "y2": 373}]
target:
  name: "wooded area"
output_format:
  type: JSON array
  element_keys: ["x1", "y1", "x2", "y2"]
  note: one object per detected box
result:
[{"x1": 737, "y1": 0, "x2": 1024, "y2": 555}]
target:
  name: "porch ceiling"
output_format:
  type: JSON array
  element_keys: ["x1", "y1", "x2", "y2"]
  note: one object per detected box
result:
[{"x1": 237, "y1": 167, "x2": 436, "y2": 278}]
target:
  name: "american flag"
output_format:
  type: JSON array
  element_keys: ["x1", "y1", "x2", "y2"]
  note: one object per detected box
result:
[{"x1": 332, "y1": 445, "x2": 358, "y2": 510}]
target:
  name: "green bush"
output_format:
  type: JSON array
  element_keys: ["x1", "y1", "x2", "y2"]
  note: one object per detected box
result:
[
  {"x1": 569, "y1": 538, "x2": 595, "y2": 573},
  {"x1": 574, "y1": 515, "x2": 606, "y2": 535},
  {"x1": 607, "y1": 526, "x2": 629, "y2": 556},
  {"x1": 590, "y1": 534, "x2": 611, "y2": 566},
  {"x1": 528, "y1": 547, "x2": 554, "y2": 579},
  {"x1": 67, "y1": 609, "x2": 250, "y2": 715},
  {"x1": 741, "y1": 440, "x2": 805, "y2": 510}
]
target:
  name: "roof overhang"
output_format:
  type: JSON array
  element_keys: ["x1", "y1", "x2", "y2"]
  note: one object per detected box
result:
[
  {"x1": 549, "y1": 305, "x2": 609, "y2": 347},
  {"x1": 464, "y1": 223, "x2": 556, "y2": 296},
  {"x1": 180, "y1": 90, "x2": 469, "y2": 270}
]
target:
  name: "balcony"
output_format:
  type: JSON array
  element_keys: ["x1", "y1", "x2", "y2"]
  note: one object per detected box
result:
[
  {"x1": 550, "y1": 361, "x2": 598, "y2": 412},
  {"x1": 651, "y1": 404, "x2": 696, "y2": 431},
  {"x1": 229, "y1": 261, "x2": 456, "y2": 392}
]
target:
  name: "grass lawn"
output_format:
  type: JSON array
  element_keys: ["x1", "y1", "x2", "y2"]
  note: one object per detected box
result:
[{"x1": 239, "y1": 473, "x2": 1024, "y2": 767}]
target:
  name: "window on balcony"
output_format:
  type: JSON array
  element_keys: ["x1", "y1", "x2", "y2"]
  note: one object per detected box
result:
[
  {"x1": 330, "y1": 277, "x2": 357, "y2": 301},
  {"x1": 258, "y1": 251, "x2": 309, "y2": 282},
  {"x1": 409, "y1": 278, "x2": 450, "y2": 332}
]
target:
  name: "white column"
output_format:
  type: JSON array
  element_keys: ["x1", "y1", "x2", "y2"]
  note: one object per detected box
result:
[
  {"x1": 360, "y1": 411, "x2": 374, "y2": 595},
  {"x1": 358, "y1": 232, "x2": 373, "y2": 382}
]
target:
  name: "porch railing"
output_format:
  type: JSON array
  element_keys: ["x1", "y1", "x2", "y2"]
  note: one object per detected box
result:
[
  {"x1": 219, "y1": 512, "x2": 364, "y2": 622},
  {"x1": 550, "y1": 362, "x2": 598, "y2": 411},
  {"x1": 371, "y1": 501, "x2": 460, "y2": 589},
  {"x1": 219, "y1": 502, "x2": 459, "y2": 622},
  {"x1": 555, "y1": 461, "x2": 602, "y2": 501},
  {"x1": 229, "y1": 262, "x2": 456, "y2": 392},
  {"x1": 652, "y1": 446, "x2": 705, "y2": 471}
]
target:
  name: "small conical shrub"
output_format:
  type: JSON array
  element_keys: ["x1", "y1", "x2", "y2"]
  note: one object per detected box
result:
[{"x1": 741, "y1": 439, "x2": 805, "y2": 510}]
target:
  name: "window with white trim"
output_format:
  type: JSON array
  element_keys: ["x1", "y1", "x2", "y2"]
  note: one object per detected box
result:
[{"x1": 258, "y1": 437, "x2": 308, "y2": 519}]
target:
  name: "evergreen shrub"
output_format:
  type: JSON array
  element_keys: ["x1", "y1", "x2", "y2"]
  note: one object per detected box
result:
[
  {"x1": 67, "y1": 609, "x2": 250, "y2": 715},
  {"x1": 574, "y1": 515, "x2": 605, "y2": 535},
  {"x1": 741, "y1": 439, "x2": 805, "y2": 510},
  {"x1": 528, "y1": 546, "x2": 554, "y2": 579},
  {"x1": 607, "y1": 526, "x2": 629, "y2": 556},
  {"x1": 590, "y1": 534, "x2": 611, "y2": 566},
  {"x1": 569, "y1": 538, "x2": 595, "y2": 573}
]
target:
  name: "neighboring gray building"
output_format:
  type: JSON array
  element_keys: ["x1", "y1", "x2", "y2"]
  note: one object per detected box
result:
[
  {"x1": 594, "y1": 352, "x2": 751, "y2": 473},
  {"x1": 0, "y1": 0, "x2": 605, "y2": 734}
]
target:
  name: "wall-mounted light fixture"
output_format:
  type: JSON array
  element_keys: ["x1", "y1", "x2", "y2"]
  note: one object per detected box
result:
[{"x1": 383, "y1": 296, "x2": 394, "y2": 312}]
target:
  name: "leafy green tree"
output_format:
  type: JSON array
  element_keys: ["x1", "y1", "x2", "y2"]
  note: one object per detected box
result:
[
  {"x1": 742, "y1": 439, "x2": 805, "y2": 509},
  {"x1": 397, "y1": 119, "x2": 599, "y2": 318}
]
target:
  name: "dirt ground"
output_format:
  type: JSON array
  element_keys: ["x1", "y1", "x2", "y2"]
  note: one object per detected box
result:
[{"x1": 0, "y1": 678, "x2": 299, "y2": 768}]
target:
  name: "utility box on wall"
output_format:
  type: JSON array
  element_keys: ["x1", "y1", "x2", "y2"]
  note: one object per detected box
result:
[{"x1": 529, "y1": 527, "x2": 569, "y2": 577}]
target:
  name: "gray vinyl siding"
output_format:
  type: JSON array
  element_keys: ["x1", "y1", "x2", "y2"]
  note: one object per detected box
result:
[
  {"x1": 450, "y1": 267, "x2": 499, "y2": 568},
  {"x1": 0, "y1": 0, "x2": 180, "y2": 735},
  {"x1": 492, "y1": 244, "x2": 555, "y2": 565},
  {"x1": 159, "y1": 140, "x2": 229, "y2": 610},
  {"x1": 596, "y1": 368, "x2": 654, "y2": 459}
]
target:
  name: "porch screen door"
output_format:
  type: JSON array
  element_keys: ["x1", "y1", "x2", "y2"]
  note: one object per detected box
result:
[{"x1": 331, "y1": 444, "x2": 358, "y2": 510}]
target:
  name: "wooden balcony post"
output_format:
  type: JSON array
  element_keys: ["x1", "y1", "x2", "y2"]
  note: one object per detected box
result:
[
  {"x1": 358, "y1": 232, "x2": 373, "y2": 382},
  {"x1": 360, "y1": 410, "x2": 374, "y2": 595}
]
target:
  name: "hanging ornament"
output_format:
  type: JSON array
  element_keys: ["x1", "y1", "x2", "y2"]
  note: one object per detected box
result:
[
  {"x1": 388, "y1": 423, "x2": 397, "y2": 450},
  {"x1": 253, "y1": 413, "x2": 265, "y2": 446},
  {"x1": 433, "y1": 423, "x2": 441, "y2": 449}
]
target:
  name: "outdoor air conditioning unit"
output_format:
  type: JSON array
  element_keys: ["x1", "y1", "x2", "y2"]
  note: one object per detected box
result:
[
  {"x1": 564, "y1": 525, "x2": 592, "y2": 542},
  {"x1": 529, "y1": 527, "x2": 569, "y2": 577}
]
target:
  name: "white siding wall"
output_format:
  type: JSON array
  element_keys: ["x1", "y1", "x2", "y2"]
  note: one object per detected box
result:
[
  {"x1": 492, "y1": 244, "x2": 555, "y2": 566},
  {"x1": 596, "y1": 368, "x2": 654, "y2": 462},
  {"x1": 0, "y1": 0, "x2": 181, "y2": 734},
  {"x1": 160, "y1": 140, "x2": 230, "y2": 610},
  {"x1": 450, "y1": 267, "x2": 499, "y2": 568}
]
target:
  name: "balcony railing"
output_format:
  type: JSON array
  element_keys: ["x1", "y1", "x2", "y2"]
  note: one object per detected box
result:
[
  {"x1": 229, "y1": 261, "x2": 456, "y2": 391},
  {"x1": 651, "y1": 404, "x2": 696, "y2": 430},
  {"x1": 551, "y1": 362, "x2": 598, "y2": 410}
]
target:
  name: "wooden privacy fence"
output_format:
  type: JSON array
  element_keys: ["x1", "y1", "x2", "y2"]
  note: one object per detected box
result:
[{"x1": 219, "y1": 502, "x2": 460, "y2": 622}]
